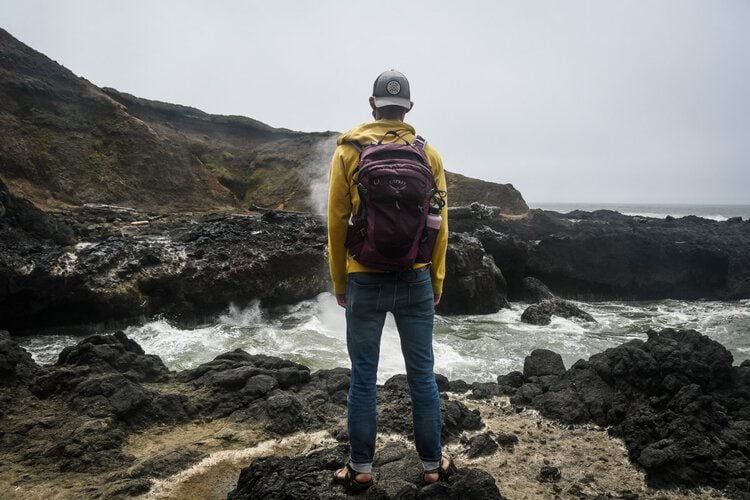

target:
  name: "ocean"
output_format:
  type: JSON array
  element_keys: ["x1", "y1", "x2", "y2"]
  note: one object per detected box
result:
[
  {"x1": 19, "y1": 202, "x2": 750, "y2": 383},
  {"x1": 530, "y1": 202, "x2": 750, "y2": 221},
  {"x1": 20, "y1": 295, "x2": 750, "y2": 384}
]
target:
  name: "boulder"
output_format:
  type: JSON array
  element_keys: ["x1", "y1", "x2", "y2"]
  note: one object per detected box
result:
[
  {"x1": 0, "y1": 330, "x2": 39, "y2": 384},
  {"x1": 521, "y1": 328, "x2": 750, "y2": 495},
  {"x1": 438, "y1": 232, "x2": 509, "y2": 315},
  {"x1": 378, "y1": 377, "x2": 484, "y2": 441},
  {"x1": 519, "y1": 276, "x2": 555, "y2": 303},
  {"x1": 227, "y1": 442, "x2": 506, "y2": 499},
  {"x1": 55, "y1": 330, "x2": 169, "y2": 383},
  {"x1": 521, "y1": 298, "x2": 596, "y2": 325},
  {"x1": 464, "y1": 432, "x2": 499, "y2": 458},
  {"x1": 523, "y1": 349, "x2": 566, "y2": 378},
  {"x1": 450, "y1": 207, "x2": 750, "y2": 301}
]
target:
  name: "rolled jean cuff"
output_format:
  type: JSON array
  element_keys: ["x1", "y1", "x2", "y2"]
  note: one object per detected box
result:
[
  {"x1": 421, "y1": 458, "x2": 441, "y2": 471},
  {"x1": 348, "y1": 459, "x2": 372, "y2": 474}
]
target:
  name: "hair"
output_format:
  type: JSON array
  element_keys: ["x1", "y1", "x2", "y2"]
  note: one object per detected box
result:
[{"x1": 377, "y1": 105, "x2": 407, "y2": 120}]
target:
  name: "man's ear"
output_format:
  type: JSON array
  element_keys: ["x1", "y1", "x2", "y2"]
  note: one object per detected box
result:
[{"x1": 369, "y1": 97, "x2": 376, "y2": 110}]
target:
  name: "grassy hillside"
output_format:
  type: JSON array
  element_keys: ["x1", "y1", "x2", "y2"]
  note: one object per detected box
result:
[{"x1": 0, "y1": 28, "x2": 527, "y2": 214}]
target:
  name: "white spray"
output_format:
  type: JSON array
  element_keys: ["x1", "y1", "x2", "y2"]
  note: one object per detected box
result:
[{"x1": 304, "y1": 135, "x2": 338, "y2": 219}]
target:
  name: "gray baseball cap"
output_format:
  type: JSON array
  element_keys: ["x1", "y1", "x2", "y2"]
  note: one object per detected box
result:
[{"x1": 372, "y1": 69, "x2": 411, "y2": 109}]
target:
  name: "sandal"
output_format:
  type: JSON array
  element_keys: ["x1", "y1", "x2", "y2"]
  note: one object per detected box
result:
[
  {"x1": 332, "y1": 462, "x2": 373, "y2": 493},
  {"x1": 422, "y1": 455, "x2": 456, "y2": 485}
]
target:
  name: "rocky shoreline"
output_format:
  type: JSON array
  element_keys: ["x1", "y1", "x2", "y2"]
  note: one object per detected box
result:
[
  {"x1": 3, "y1": 179, "x2": 750, "y2": 334},
  {"x1": 1, "y1": 327, "x2": 748, "y2": 499}
]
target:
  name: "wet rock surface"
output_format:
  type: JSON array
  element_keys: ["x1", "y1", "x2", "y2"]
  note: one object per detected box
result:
[
  {"x1": 502, "y1": 328, "x2": 750, "y2": 496},
  {"x1": 453, "y1": 207, "x2": 750, "y2": 301},
  {"x1": 4, "y1": 193, "x2": 749, "y2": 329},
  {"x1": 1, "y1": 196, "x2": 329, "y2": 332},
  {"x1": 521, "y1": 298, "x2": 596, "y2": 325},
  {"x1": 0, "y1": 329, "x2": 746, "y2": 498},
  {"x1": 437, "y1": 232, "x2": 509, "y2": 315},
  {"x1": 0, "y1": 332, "x2": 493, "y2": 497}
]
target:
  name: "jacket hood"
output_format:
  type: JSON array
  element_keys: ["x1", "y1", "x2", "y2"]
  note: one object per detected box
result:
[{"x1": 336, "y1": 120, "x2": 416, "y2": 147}]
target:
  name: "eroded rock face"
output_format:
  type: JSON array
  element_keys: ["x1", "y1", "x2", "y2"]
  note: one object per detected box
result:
[
  {"x1": 1, "y1": 205, "x2": 328, "y2": 332},
  {"x1": 504, "y1": 328, "x2": 750, "y2": 496},
  {"x1": 453, "y1": 209, "x2": 750, "y2": 301},
  {"x1": 438, "y1": 233, "x2": 509, "y2": 315},
  {"x1": 0, "y1": 330, "x2": 39, "y2": 386}
]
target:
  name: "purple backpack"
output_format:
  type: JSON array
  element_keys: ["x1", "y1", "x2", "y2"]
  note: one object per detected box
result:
[{"x1": 345, "y1": 132, "x2": 443, "y2": 271}]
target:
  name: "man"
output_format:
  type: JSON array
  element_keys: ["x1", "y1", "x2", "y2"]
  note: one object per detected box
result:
[{"x1": 327, "y1": 69, "x2": 451, "y2": 491}]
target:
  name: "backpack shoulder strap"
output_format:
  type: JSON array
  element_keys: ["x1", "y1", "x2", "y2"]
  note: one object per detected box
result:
[
  {"x1": 377, "y1": 131, "x2": 410, "y2": 145},
  {"x1": 347, "y1": 141, "x2": 364, "y2": 153}
]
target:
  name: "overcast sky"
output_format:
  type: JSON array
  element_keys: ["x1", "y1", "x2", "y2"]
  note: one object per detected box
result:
[{"x1": 2, "y1": 0, "x2": 749, "y2": 204}]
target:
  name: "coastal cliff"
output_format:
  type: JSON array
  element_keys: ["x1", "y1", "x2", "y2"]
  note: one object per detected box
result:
[
  {"x1": 0, "y1": 28, "x2": 527, "y2": 215},
  {"x1": 2, "y1": 27, "x2": 749, "y2": 500},
  {"x1": 3, "y1": 180, "x2": 749, "y2": 332}
]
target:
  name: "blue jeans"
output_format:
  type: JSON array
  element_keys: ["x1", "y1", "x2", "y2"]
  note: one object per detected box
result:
[{"x1": 345, "y1": 268, "x2": 442, "y2": 474}]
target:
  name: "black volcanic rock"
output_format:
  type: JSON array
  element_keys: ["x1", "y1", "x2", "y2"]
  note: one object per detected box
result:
[
  {"x1": 228, "y1": 442, "x2": 506, "y2": 500},
  {"x1": 0, "y1": 329, "x2": 39, "y2": 385},
  {"x1": 464, "y1": 432, "x2": 499, "y2": 458},
  {"x1": 521, "y1": 298, "x2": 596, "y2": 326},
  {"x1": 379, "y1": 374, "x2": 484, "y2": 441},
  {"x1": 0, "y1": 180, "x2": 74, "y2": 245},
  {"x1": 437, "y1": 232, "x2": 509, "y2": 315},
  {"x1": 1, "y1": 208, "x2": 328, "y2": 332},
  {"x1": 517, "y1": 328, "x2": 750, "y2": 496},
  {"x1": 522, "y1": 349, "x2": 566, "y2": 378},
  {"x1": 452, "y1": 208, "x2": 750, "y2": 301},
  {"x1": 519, "y1": 276, "x2": 554, "y2": 303},
  {"x1": 55, "y1": 330, "x2": 169, "y2": 382}
]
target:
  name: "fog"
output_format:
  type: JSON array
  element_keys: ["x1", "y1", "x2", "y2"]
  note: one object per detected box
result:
[{"x1": 1, "y1": 0, "x2": 748, "y2": 204}]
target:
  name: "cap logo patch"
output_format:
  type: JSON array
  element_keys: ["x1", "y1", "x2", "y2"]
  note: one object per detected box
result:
[{"x1": 386, "y1": 80, "x2": 401, "y2": 95}]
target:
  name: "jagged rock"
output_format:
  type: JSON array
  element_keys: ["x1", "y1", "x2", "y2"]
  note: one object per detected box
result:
[
  {"x1": 495, "y1": 433, "x2": 519, "y2": 451},
  {"x1": 56, "y1": 331, "x2": 169, "y2": 382},
  {"x1": 438, "y1": 232, "x2": 509, "y2": 315},
  {"x1": 521, "y1": 298, "x2": 596, "y2": 325},
  {"x1": 524, "y1": 329, "x2": 750, "y2": 495},
  {"x1": 0, "y1": 330, "x2": 39, "y2": 384},
  {"x1": 509, "y1": 383, "x2": 543, "y2": 406},
  {"x1": 519, "y1": 276, "x2": 555, "y2": 303},
  {"x1": 1, "y1": 209, "x2": 329, "y2": 332},
  {"x1": 227, "y1": 442, "x2": 506, "y2": 499},
  {"x1": 381, "y1": 373, "x2": 450, "y2": 394},
  {"x1": 523, "y1": 349, "x2": 566, "y2": 378},
  {"x1": 448, "y1": 379, "x2": 471, "y2": 393},
  {"x1": 472, "y1": 227, "x2": 530, "y2": 296},
  {"x1": 450, "y1": 208, "x2": 750, "y2": 301},
  {"x1": 265, "y1": 392, "x2": 306, "y2": 434},
  {"x1": 0, "y1": 180, "x2": 74, "y2": 245},
  {"x1": 469, "y1": 382, "x2": 503, "y2": 399},
  {"x1": 464, "y1": 432, "x2": 499, "y2": 458},
  {"x1": 378, "y1": 378, "x2": 484, "y2": 441},
  {"x1": 496, "y1": 371, "x2": 524, "y2": 395},
  {"x1": 538, "y1": 465, "x2": 561, "y2": 482}
]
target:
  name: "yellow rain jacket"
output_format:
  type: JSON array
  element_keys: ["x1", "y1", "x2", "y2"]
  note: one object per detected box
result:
[{"x1": 327, "y1": 119, "x2": 448, "y2": 296}]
